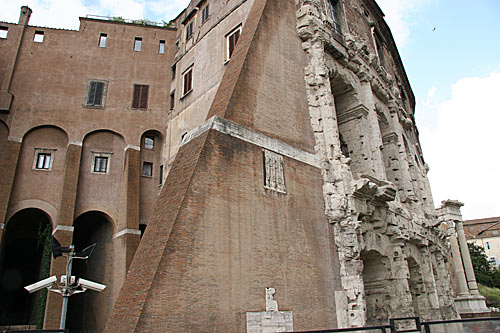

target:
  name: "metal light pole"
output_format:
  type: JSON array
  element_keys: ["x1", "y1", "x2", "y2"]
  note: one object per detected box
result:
[{"x1": 24, "y1": 237, "x2": 104, "y2": 330}]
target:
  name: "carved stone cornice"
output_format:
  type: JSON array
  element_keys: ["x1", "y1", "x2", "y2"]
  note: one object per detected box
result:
[{"x1": 337, "y1": 103, "x2": 369, "y2": 125}]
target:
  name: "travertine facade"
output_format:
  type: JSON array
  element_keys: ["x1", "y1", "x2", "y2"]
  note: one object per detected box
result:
[{"x1": 0, "y1": 0, "x2": 460, "y2": 331}]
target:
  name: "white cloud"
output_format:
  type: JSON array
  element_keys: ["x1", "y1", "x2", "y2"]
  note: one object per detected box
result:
[
  {"x1": 376, "y1": 0, "x2": 429, "y2": 48},
  {"x1": 420, "y1": 72, "x2": 500, "y2": 219}
]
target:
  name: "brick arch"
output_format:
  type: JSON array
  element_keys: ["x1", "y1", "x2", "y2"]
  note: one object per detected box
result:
[
  {"x1": 73, "y1": 207, "x2": 117, "y2": 233},
  {"x1": 82, "y1": 128, "x2": 125, "y2": 143},
  {"x1": 9, "y1": 126, "x2": 69, "y2": 220},
  {"x1": 6, "y1": 199, "x2": 56, "y2": 229},
  {"x1": 22, "y1": 124, "x2": 69, "y2": 143}
]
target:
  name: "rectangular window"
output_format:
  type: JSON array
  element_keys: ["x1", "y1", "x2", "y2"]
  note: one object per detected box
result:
[
  {"x1": 186, "y1": 22, "x2": 193, "y2": 40},
  {"x1": 99, "y1": 33, "x2": 107, "y2": 47},
  {"x1": 486, "y1": 242, "x2": 491, "y2": 250},
  {"x1": 94, "y1": 156, "x2": 108, "y2": 173},
  {"x1": 33, "y1": 148, "x2": 55, "y2": 170},
  {"x1": 158, "y1": 40, "x2": 165, "y2": 54},
  {"x1": 36, "y1": 153, "x2": 51, "y2": 169},
  {"x1": 226, "y1": 26, "x2": 241, "y2": 61},
  {"x1": 202, "y1": 4, "x2": 210, "y2": 24},
  {"x1": 34, "y1": 31, "x2": 44, "y2": 43},
  {"x1": 159, "y1": 165, "x2": 163, "y2": 184},
  {"x1": 171, "y1": 64, "x2": 176, "y2": 80},
  {"x1": 374, "y1": 30, "x2": 385, "y2": 67},
  {"x1": 183, "y1": 68, "x2": 192, "y2": 96},
  {"x1": 85, "y1": 80, "x2": 107, "y2": 107},
  {"x1": 134, "y1": 37, "x2": 142, "y2": 51},
  {"x1": 170, "y1": 90, "x2": 175, "y2": 110},
  {"x1": 144, "y1": 136, "x2": 154, "y2": 150},
  {"x1": 132, "y1": 84, "x2": 149, "y2": 109},
  {"x1": 0, "y1": 26, "x2": 8, "y2": 39},
  {"x1": 142, "y1": 161, "x2": 153, "y2": 177}
]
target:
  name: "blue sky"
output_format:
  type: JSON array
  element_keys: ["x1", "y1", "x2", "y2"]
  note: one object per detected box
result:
[{"x1": 1, "y1": 0, "x2": 499, "y2": 220}]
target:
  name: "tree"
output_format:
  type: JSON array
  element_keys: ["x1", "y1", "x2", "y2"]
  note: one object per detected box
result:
[{"x1": 468, "y1": 242, "x2": 500, "y2": 288}]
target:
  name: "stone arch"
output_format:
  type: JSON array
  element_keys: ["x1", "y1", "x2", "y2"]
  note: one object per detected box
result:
[
  {"x1": 139, "y1": 130, "x2": 163, "y2": 227},
  {"x1": 361, "y1": 249, "x2": 391, "y2": 326},
  {"x1": 9, "y1": 126, "x2": 68, "y2": 219},
  {"x1": 0, "y1": 208, "x2": 52, "y2": 326},
  {"x1": 67, "y1": 210, "x2": 114, "y2": 331},
  {"x1": 75, "y1": 130, "x2": 126, "y2": 221}
]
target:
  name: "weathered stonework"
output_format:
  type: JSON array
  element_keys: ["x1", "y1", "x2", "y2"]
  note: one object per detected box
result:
[{"x1": 296, "y1": 0, "x2": 458, "y2": 326}]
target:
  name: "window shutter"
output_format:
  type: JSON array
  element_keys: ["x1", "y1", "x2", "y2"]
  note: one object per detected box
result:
[
  {"x1": 88, "y1": 81, "x2": 97, "y2": 105},
  {"x1": 140, "y1": 85, "x2": 149, "y2": 109},
  {"x1": 94, "y1": 82, "x2": 104, "y2": 106},
  {"x1": 133, "y1": 85, "x2": 141, "y2": 108}
]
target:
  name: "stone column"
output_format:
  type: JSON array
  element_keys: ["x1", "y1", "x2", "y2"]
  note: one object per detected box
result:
[
  {"x1": 456, "y1": 220, "x2": 480, "y2": 295},
  {"x1": 447, "y1": 221, "x2": 470, "y2": 296}
]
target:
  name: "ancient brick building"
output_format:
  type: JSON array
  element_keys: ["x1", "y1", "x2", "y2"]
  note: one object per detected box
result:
[{"x1": 0, "y1": 0, "x2": 459, "y2": 331}]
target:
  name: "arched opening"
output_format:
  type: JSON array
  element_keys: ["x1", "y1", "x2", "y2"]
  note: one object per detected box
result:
[
  {"x1": 0, "y1": 208, "x2": 52, "y2": 327},
  {"x1": 407, "y1": 256, "x2": 426, "y2": 318},
  {"x1": 361, "y1": 250, "x2": 390, "y2": 326},
  {"x1": 66, "y1": 211, "x2": 113, "y2": 331}
]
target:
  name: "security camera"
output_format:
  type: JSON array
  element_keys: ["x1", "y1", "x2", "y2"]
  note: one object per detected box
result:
[
  {"x1": 78, "y1": 278, "x2": 106, "y2": 292},
  {"x1": 24, "y1": 276, "x2": 57, "y2": 293}
]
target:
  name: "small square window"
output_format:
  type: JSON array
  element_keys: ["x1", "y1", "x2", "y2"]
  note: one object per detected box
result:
[
  {"x1": 85, "y1": 80, "x2": 107, "y2": 108},
  {"x1": 183, "y1": 68, "x2": 192, "y2": 96},
  {"x1": 144, "y1": 136, "x2": 154, "y2": 150},
  {"x1": 186, "y1": 22, "x2": 193, "y2": 41},
  {"x1": 91, "y1": 152, "x2": 111, "y2": 174},
  {"x1": 142, "y1": 161, "x2": 153, "y2": 177},
  {"x1": 132, "y1": 84, "x2": 149, "y2": 109},
  {"x1": 99, "y1": 33, "x2": 107, "y2": 47},
  {"x1": 33, "y1": 149, "x2": 55, "y2": 170},
  {"x1": 34, "y1": 31, "x2": 44, "y2": 43},
  {"x1": 134, "y1": 37, "x2": 142, "y2": 51},
  {"x1": 201, "y1": 4, "x2": 210, "y2": 24},
  {"x1": 0, "y1": 27, "x2": 8, "y2": 39},
  {"x1": 158, "y1": 40, "x2": 165, "y2": 54},
  {"x1": 226, "y1": 26, "x2": 241, "y2": 61},
  {"x1": 94, "y1": 156, "x2": 108, "y2": 173}
]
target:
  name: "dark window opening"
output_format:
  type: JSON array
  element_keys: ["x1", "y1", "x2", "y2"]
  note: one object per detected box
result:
[
  {"x1": 226, "y1": 27, "x2": 240, "y2": 61},
  {"x1": 142, "y1": 161, "x2": 153, "y2": 177},
  {"x1": 339, "y1": 134, "x2": 349, "y2": 157},
  {"x1": 132, "y1": 84, "x2": 149, "y2": 109},
  {"x1": 139, "y1": 224, "x2": 147, "y2": 238},
  {"x1": 374, "y1": 31, "x2": 385, "y2": 67},
  {"x1": 170, "y1": 90, "x2": 175, "y2": 110},
  {"x1": 183, "y1": 69, "x2": 192, "y2": 95},
  {"x1": 171, "y1": 64, "x2": 176, "y2": 80},
  {"x1": 202, "y1": 4, "x2": 210, "y2": 23},
  {"x1": 159, "y1": 165, "x2": 163, "y2": 185},
  {"x1": 186, "y1": 22, "x2": 193, "y2": 40}
]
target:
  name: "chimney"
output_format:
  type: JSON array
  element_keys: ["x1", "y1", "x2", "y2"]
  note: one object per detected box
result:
[{"x1": 19, "y1": 6, "x2": 32, "y2": 26}]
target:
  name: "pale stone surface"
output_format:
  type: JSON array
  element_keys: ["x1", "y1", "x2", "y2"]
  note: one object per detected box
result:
[
  {"x1": 247, "y1": 288, "x2": 293, "y2": 333},
  {"x1": 296, "y1": 0, "x2": 459, "y2": 326}
]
